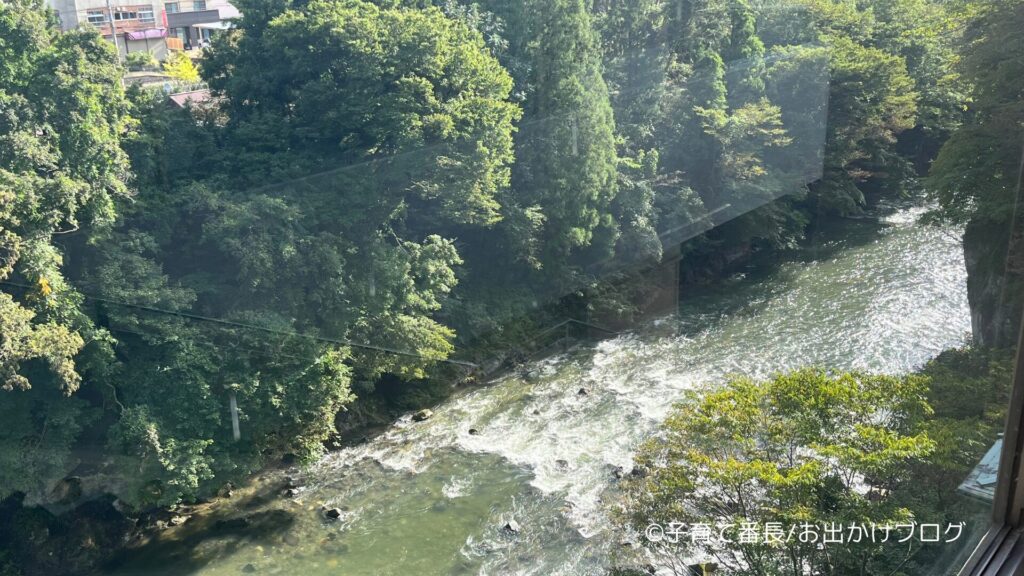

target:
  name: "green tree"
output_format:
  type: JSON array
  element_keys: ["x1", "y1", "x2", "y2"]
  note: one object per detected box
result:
[
  {"x1": 161, "y1": 51, "x2": 200, "y2": 83},
  {"x1": 618, "y1": 369, "x2": 936, "y2": 575},
  {"x1": 928, "y1": 0, "x2": 1024, "y2": 347},
  {"x1": 505, "y1": 0, "x2": 620, "y2": 274},
  {"x1": 0, "y1": 0, "x2": 128, "y2": 499}
]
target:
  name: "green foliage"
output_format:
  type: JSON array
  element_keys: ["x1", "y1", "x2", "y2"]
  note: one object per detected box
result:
[
  {"x1": 893, "y1": 347, "x2": 1011, "y2": 536},
  {"x1": 125, "y1": 50, "x2": 157, "y2": 71},
  {"x1": 80, "y1": 0, "x2": 519, "y2": 506},
  {"x1": 520, "y1": 0, "x2": 619, "y2": 266},
  {"x1": 161, "y1": 51, "x2": 199, "y2": 82},
  {"x1": 0, "y1": 0, "x2": 129, "y2": 500},
  {"x1": 619, "y1": 369, "x2": 938, "y2": 575},
  {"x1": 927, "y1": 0, "x2": 1023, "y2": 225},
  {"x1": 0, "y1": 0, "x2": 997, "y2": 523},
  {"x1": 619, "y1": 348, "x2": 1014, "y2": 574}
]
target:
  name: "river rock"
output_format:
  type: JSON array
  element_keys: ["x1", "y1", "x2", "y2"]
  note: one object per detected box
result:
[
  {"x1": 577, "y1": 387, "x2": 589, "y2": 396},
  {"x1": 502, "y1": 519, "x2": 521, "y2": 534},
  {"x1": 169, "y1": 515, "x2": 190, "y2": 527},
  {"x1": 630, "y1": 466, "x2": 649, "y2": 479},
  {"x1": 242, "y1": 563, "x2": 257, "y2": 573},
  {"x1": 555, "y1": 459, "x2": 569, "y2": 470},
  {"x1": 468, "y1": 428, "x2": 480, "y2": 435},
  {"x1": 51, "y1": 476, "x2": 83, "y2": 505},
  {"x1": 324, "y1": 507, "x2": 343, "y2": 520},
  {"x1": 610, "y1": 465, "x2": 625, "y2": 480},
  {"x1": 213, "y1": 516, "x2": 251, "y2": 532},
  {"x1": 281, "y1": 488, "x2": 299, "y2": 498},
  {"x1": 412, "y1": 409, "x2": 433, "y2": 422}
]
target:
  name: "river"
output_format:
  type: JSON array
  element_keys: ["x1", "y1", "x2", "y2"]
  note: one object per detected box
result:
[{"x1": 107, "y1": 204, "x2": 973, "y2": 576}]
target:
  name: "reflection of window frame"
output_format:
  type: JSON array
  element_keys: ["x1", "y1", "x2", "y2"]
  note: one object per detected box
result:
[{"x1": 961, "y1": 145, "x2": 1024, "y2": 575}]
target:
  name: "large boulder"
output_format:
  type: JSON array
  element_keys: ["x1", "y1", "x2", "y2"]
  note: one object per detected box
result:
[
  {"x1": 412, "y1": 409, "x2": 434, "y2": 422},
  {"x1": 169, "y1": 515, "x2": 190, "y2": 527},
  {"x1": 502, "y1": 519, "x2": 521, "y2": 534}
]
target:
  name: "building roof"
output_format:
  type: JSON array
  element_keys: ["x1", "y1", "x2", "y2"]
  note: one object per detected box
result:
[
  {"x1": 168, "y1": 89, "x2": 214, "y2": 108},
  {"x1": 959, "y1": 436, "x2": 1002, "y2": 503}
]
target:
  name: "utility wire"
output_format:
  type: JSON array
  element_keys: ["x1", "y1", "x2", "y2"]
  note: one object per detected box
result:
[{"x1": 0, "y1": 280, "x2": 479, "y2": 368}]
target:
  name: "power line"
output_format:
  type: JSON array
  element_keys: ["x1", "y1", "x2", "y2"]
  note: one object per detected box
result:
[{"x1": 0, "y1": 280, "x2": 479, "y2": 368}]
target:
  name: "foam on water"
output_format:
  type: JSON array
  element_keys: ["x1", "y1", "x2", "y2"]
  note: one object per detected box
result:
[{"x1": 309, "y1": 205, "x2": 971, "y2": 572}]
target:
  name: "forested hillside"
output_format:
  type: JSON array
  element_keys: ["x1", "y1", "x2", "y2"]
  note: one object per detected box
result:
[{"x1": 0, "y1": 0, "x2": 1020, "y2": 544}]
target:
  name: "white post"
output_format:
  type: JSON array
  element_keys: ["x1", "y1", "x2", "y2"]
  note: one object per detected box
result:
[{"x1": 230, "y1": 391, "x2": 240, "y2": 441}]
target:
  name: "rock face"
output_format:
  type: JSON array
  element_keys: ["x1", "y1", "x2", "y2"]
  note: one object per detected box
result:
[
  {"x1": 502, "y1": 519, "x2": 521, "y2": 534},
  {"x1": 412, "y1": 409, "x2": 433, "y2": 422},
  {"x1": 963, "y1": 217, "x2": 1023, "y2": 347},
  {"x1": 0, "y1": 494, "x2": 137, "y2": 576},
  {"x1": 51, "y1": 477, "x2": 83, "y2": 505}
]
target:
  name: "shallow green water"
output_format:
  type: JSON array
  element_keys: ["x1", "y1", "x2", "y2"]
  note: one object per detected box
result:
[{"x1": 108, "y1": 205, "x2": 976, "y2": 575}]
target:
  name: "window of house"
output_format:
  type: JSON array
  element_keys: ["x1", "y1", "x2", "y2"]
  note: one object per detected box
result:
[
  {"x1": 165, "y1": 2, "x2": 179, "y2": 13},
  {"x1": 85, "y1": 9, "x2": 105, "y2": 25},
  {"x1": 193, "y1": 0, "x2": 206, "y2": 11}
]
